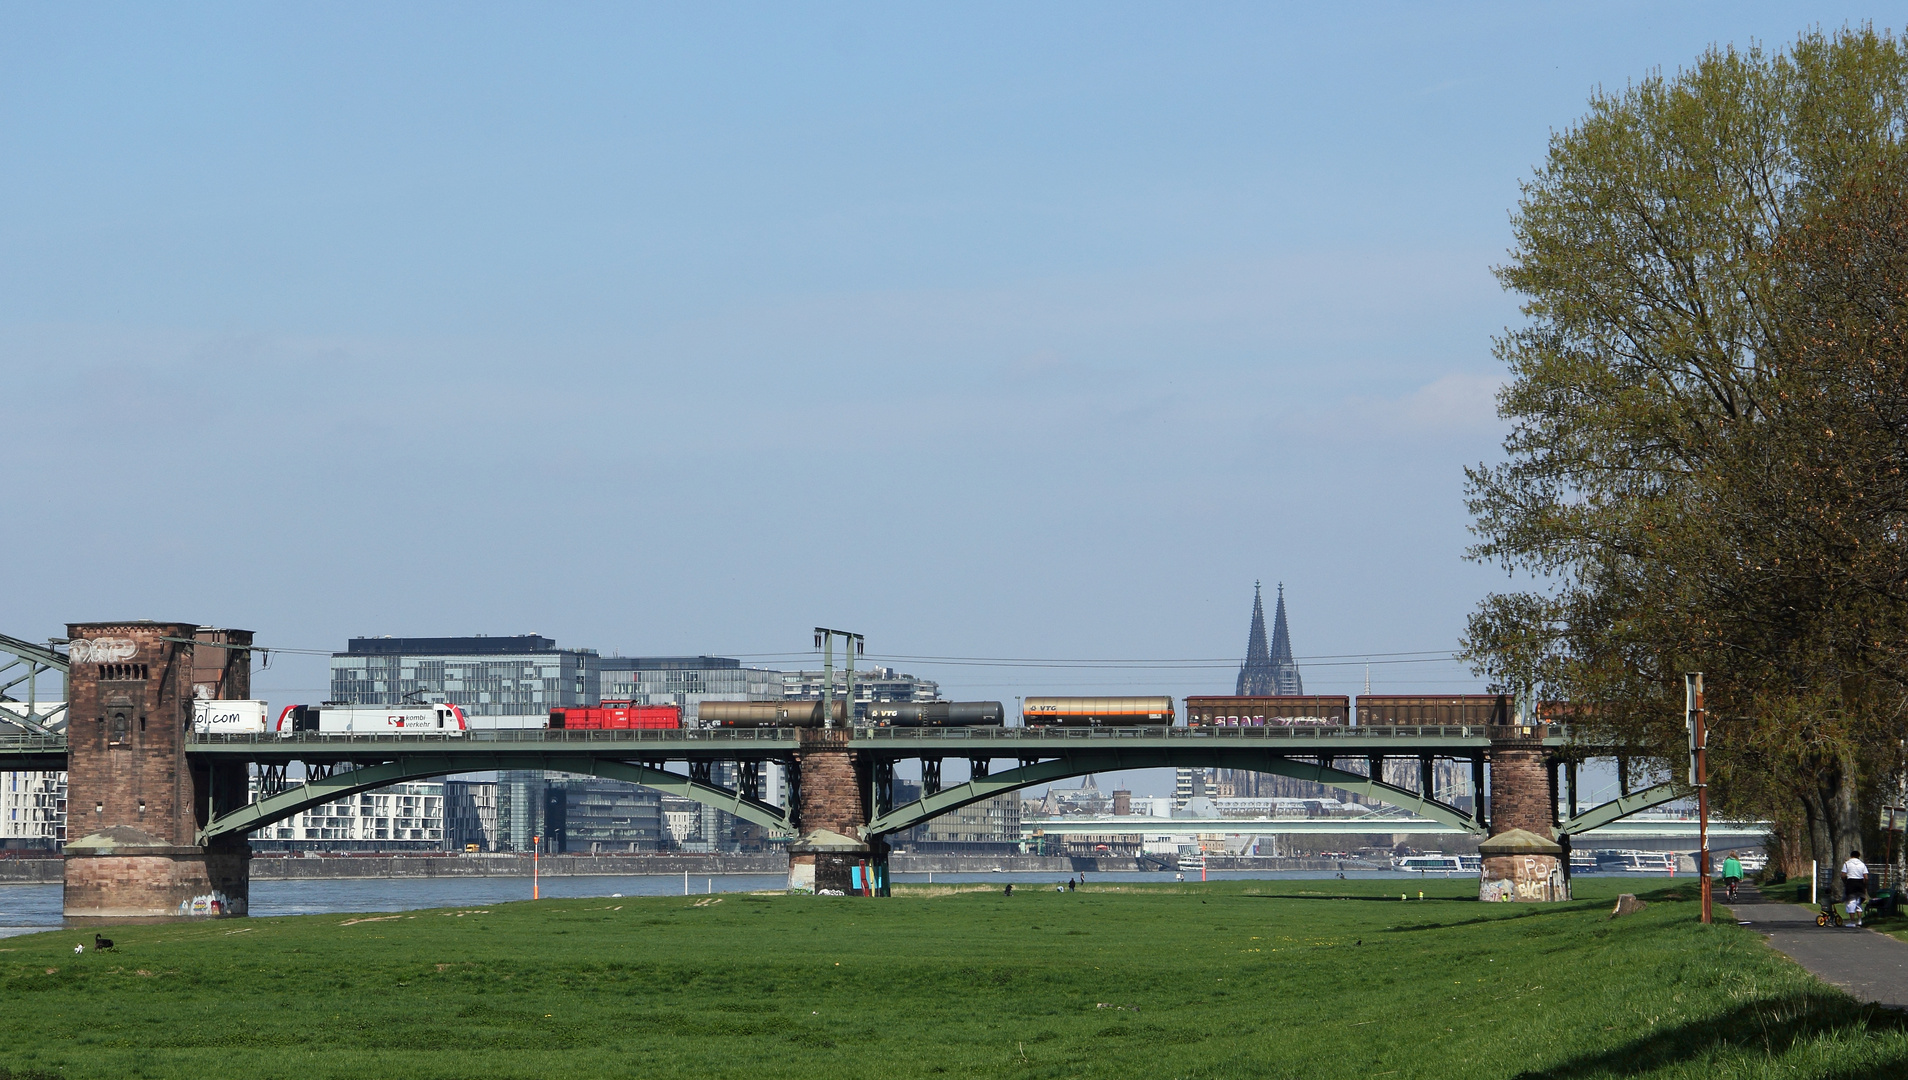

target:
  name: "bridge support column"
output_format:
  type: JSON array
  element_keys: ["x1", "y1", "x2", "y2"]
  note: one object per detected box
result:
[
  {"x1": 786, "y1": 729, "x2": 869, "y2": 895},
  {"x1": 63, "y1": 622, "x2": 254, "y2": 921},
  {"x1": 1479, "y1": 726, "x2": 1568, "y2": 902}
]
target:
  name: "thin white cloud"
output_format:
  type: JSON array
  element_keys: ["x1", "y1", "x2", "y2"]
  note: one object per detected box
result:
[
  {"x1": 1290, "y1": 372, "x2": 1509, "y2": 443},
  {"x1": 1376, "y1": 372, "x2": 1507, "y2": 432}
]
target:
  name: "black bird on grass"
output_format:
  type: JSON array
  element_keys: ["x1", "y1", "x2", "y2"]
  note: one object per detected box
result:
[{"x1": 93, "y1": 934, "x2": 114, "y2": 952}]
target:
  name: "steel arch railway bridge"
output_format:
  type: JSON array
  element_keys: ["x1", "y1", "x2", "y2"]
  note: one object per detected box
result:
[
  {"x1": 0, "y1": 725, "x2": 1683, "y2": 843},
  {"x1": 2, "y1": 621, "x2": 1690, "y2": 916}
]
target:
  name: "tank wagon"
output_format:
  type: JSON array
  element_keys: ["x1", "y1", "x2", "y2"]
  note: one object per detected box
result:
[
  {"x1": 548, "y1": 702, "x2": 680, "y2": 730},
  {"x1": 1183, "y1": 695, "x2": 1349, "y2": 727},
  {"x1": 1020, "y1": 696, "x2": 1175, "y2": 726},
  {"x1": 275, "y1": 702, "x2": 468, "y2": 735},
  {"x1": 698, "y1": 700, "x2": 847, "y2": 728},
  {"x1": 863, "y1": 701, "x2": 1004, "y2": 726}
]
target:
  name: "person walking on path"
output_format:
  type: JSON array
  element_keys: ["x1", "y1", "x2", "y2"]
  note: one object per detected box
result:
[
  {"x1": 1721, "y1": 851, "x2": 1744, "y2": 902},
  {"x1": 1843, "y1": 850, "x2": 1870, "y2": 927},
  {"x1": 1730, "y1": 881, "x2": 1908, "y2": 1010}
]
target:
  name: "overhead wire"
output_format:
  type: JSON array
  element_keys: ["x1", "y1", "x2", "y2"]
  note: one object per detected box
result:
[{"x1": 238, "y1": 643, "x2": 1476, "y2": 685}]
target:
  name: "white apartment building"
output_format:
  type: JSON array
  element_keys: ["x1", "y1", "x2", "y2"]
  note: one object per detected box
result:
[
  {"x1": 0, "y1": 771, "x2": 65, "y2": 846},
  {"x1": 250, "y1": 781, "x2": 445, "y2": 849}
]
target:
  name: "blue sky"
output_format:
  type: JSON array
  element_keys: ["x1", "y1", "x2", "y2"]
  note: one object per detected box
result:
[{"x1": 1, "y1": 4, "x2": 1884, "y2": 738}]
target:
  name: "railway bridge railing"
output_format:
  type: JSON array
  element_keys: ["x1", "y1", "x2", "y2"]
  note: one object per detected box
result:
[{"x1": 0, "y1": 723, "x2": 1689, "y2": 848}]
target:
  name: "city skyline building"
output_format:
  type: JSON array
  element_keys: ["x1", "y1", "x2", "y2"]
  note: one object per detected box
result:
[
  {"x1": 330, "y1": 635, "x2": 600, "y2": 724},
  {"x1": 542, "y1": 776, "x2": 666, "y2": 853},
  {"x1": 598, "y1": 656, "x2": 785, "y2": 724},
  {"x1": 781, "y1": 666, "x2": 940, "y2": 721},
  {"x1": 0, "y1": 771, "x2": 64, "y2": 849},
  {"x1": 249, "y1": 779, "x2": 446, "y2": 850}
]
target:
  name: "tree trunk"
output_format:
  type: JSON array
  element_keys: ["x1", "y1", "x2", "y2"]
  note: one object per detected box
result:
[
  {"x1": 1772, "y1": 818, "x2": 1810, "y2": 879},
  {"x1": 1802, "y1": 788, "x2": 1837, "y2": 899},
  {"x1": 1807, "y1": 755, "x2": 1866, "y2": 901}
]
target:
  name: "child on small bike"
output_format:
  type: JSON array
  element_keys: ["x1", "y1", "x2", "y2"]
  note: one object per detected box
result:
[{"x1": 1843, "y1": 850, "x2": 1869, "y2": 927}]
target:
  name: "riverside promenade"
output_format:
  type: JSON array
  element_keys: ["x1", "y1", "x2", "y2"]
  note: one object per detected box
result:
[
  {"x1": 0, "y1": 851, "x2": 1375, "y2": 885},
  {"x1": 1732, "y1": 886, "x2": 1908, "y2": 1010}
]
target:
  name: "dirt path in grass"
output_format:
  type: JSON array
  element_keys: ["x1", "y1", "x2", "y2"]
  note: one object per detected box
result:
[{"x1": 1728, "y1": 885, "x2": 1908, "y2": 1009}]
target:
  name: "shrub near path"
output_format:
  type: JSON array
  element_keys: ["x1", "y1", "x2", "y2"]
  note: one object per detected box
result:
[{"x1": 0, "y1": 879, "x2": 1900, "y2": 1080}]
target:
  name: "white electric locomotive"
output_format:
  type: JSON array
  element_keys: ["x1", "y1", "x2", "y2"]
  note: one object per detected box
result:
[{"x1": 275, "y1": 702, "x2": 468, "y2": 735}]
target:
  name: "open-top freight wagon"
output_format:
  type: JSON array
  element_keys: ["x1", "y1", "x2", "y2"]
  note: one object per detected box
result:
[
  {"x1": 1182, "y1": 695, "x2": 1350, "y2": 726},
  {"x1": 1353, "y1": 694, "x2": 1512, "y2": 727}
]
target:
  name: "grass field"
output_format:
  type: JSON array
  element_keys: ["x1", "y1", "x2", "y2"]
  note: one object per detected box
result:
[{"x1": 0, "y1": 878, "x2": 1902, "y2": 1080}]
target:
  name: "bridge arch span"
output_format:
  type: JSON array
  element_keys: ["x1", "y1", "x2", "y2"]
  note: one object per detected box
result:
[
  {"x1": 867, "y1": 749, "x2": 1484, "y2": 837},
  {"x1": 201, "y1": 753, "x2": 792, "y2": 843}
]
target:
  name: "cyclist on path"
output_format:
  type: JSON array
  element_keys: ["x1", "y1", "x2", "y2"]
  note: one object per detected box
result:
[{"x1": 1721, "y1": 851, "x2": 1744, "y2": 902}]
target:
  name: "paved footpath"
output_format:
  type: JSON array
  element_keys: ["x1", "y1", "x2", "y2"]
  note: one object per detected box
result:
[{"x1": 1726, "y1": 885, "x2": 1908, "y2": 1009}]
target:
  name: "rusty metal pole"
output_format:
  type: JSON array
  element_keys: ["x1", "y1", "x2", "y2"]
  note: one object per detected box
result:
[
  {"x1": 1688, "y1": 673, "x2": 1711, "y2": 924},
  {"x1": 818, "y1": 631, "x2": 835, "y2": 730}
]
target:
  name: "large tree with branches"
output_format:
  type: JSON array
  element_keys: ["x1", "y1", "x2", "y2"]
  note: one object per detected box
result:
[{"x1": 1465, "y1": 27, "x2": 1908, "y2": 879}]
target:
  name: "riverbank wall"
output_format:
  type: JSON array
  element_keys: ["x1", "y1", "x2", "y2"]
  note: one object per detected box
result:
[{"x1": 0, "y1": 851, "x2": 1405, "y2": 883}]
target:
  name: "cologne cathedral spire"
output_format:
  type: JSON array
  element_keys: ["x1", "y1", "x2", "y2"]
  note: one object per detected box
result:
[
  {"x1": 1268, "y1": 583, "x2": 1303, "y2": 696},
  {"x1": 1235, "y1": 582, "x2": 1275, "y2": 696}
]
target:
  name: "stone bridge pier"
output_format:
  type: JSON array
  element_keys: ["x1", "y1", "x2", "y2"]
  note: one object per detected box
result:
[
  {"x1": 785, "y1": 729, "x2": 887, "y2": 895},
  {"x1": 1479, "y1": 725, "x2": 1569, "y2": 903},
  {"x1": 63, "y1": 621, "x2": 253, "y2": 921}
]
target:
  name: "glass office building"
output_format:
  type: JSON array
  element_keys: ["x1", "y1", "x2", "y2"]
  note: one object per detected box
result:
[
  {"x1": 597, "y1": 656, "x2": 784, "y2": 724},
  {"x1": 330, "y1": 635, "x2": 600, "y2": 724}
]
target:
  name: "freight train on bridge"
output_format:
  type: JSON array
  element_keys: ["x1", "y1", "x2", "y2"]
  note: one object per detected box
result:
[
  {"x1": 0, "y1": 622, "x2": 1684, "y2": 916},
  {"x1": 181, "y1": 693, "x2": 1522, "y2": 733}
]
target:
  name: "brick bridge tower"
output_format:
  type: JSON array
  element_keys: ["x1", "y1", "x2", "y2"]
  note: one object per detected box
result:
[
  {"x1": 785, "y1": 729, "x2": 884, "y2": 894},
  {"x1": 63, "y1": 622, "x2": 253, "y2": 920},
  {"x1": 1479, "y1": 707, "x2": 1568, "y2": 903}
]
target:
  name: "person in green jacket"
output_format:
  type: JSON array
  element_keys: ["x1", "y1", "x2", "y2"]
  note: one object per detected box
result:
[{"x1": 1721, "y1": 851, "x2": 1744, "y2": 902}]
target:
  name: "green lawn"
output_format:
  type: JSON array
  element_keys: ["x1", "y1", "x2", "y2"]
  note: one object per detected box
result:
[{"x1": 0, "y1": 878, "x2": 1901, "y2": 1080}]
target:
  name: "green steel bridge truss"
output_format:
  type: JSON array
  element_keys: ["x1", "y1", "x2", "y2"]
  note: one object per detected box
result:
[
  {"x1": 0, "y1": 725, "x2": 1689, "y2": 845},
  {"x1": 0, "y1": 632, "x2": 68, "y2": 736}
]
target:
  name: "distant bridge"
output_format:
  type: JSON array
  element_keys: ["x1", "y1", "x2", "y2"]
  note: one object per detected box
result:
[{"x1": 1019, "y1": 814, "x2": 1772, "y2": 844}]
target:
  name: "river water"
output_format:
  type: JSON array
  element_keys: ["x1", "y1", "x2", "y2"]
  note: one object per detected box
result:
[{"x1": 0, "y1": 868, "x2": 1466, "y2": 938}]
